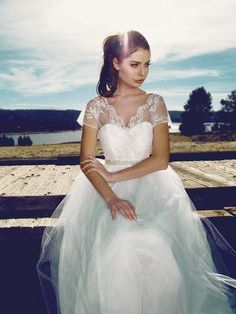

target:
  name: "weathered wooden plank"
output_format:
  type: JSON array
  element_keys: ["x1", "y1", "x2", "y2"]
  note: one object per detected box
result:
[
  {"x1": 59, "y1": 166, "x2": 81, "y2": 195},
  {"x1": 207, "y1": 161, "x2": 236, "y2": 178},
  {"x1": 45, "y1": 166, "x2": 66, "y2": 195},
  {"x1": 1, "y1": 166, "x2": 37, "y2": 195},
  {"x1": 196, "y1": 209, "x2": 233, "y2": 218},
  {"x1": 171, "y1": 160, "x2": 236, "y2": 187},
  {"x1": 0, "y1": 165, "x2": 80, "y2": 196},
  {"x1": 0, "y1": 217, "x2": 58, "y2": 228},
  {"x1": 183, "y1": 161, "x2": 235, "y2": 184},
  {"x1": 170, "y1": 163, "x2": 211, "y2": 187},
  {"x1": 18, "y1": 165, "x2": 55, "y2": 196},
  {"x1": 186, "y1": 160, "x2": 236, "y2": 179},
  {"x1": 224, "y1": 206, "x2": 236, "y2": 217},
  {"x1": 0, "y1": 166, "x2": 19, "y2": 180},
  {"x1": 0, "y1": 166, "x2": 36, "y2": 195},
  {"x1": 171, "y1": 169, "x2": 207, "y2": 188},
  {"x1": 34, "y1": 166, "x2": 62, "y2": 196}
]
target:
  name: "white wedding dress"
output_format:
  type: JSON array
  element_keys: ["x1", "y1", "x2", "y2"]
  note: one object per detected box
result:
[{"x1": 37, "y1": 93, "x2": 236, "y2": 314}]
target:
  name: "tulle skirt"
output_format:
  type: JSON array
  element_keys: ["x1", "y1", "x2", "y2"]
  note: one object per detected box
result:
[{"x1": 37, "y1": 161, "x2": 236, "y2": 314}]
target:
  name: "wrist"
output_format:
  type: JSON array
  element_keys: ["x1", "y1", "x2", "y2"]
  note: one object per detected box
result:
[{"x1": 104, "y1": 193, "x2": 118, "y2": 204}]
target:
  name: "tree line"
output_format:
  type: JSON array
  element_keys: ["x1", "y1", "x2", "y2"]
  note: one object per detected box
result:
[
  {"x1": 179, "y1": 87, "x2": 236, "y2": 135},
  {"x1": 0, "y1": 135, "x2": 33, "y2": 147},
  {"x1": 0, "y1": 109, "x2": 81, "y2": 133}
]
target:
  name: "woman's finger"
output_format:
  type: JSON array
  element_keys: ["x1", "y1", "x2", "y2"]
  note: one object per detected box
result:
[
  {"x1": 122, "y1": 203, "x2": 137, "y2": 220},
  {"x1": 130, "y1": 209, "x2": 137, "y2": 220},
  {"x1": 122, "y1": 206, "x2": 136, "y2": 220},
  {"x1": 119, "y1": 207, "x2": 132, "y2": 220},
  {"x1": 127, "y1": 201, "x2": 136, "y2": 212},
  {"x1": 128, "y1": 209, "x2": 136, "y2": 220},
  {"x1": 125, "y1": 203, "x2": 137, "y2": 219},
  {"x1": 110, "y1": 208, "x2": 116, "y2": 220},
  {"x1": 84, "y1": 168, "x2": 97, "y2": 175},
  {"x1": 82, "y1": 163, "x2": 98, "y2": 171},
  {"x1": 80, "y1": 159, "x2": 95, "y2": 165},
  {"x1": 107, "y1": 199, "x2": 137, "y2": 221},
  {"x1": 80, "y1": 161, "x2": 91, "y2": 170},
  {"x1": 81, "y1": 161, "x2": 98, "y2": 171}
]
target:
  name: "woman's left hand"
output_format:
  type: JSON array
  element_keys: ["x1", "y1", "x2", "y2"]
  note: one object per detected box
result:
[{"x1": 80, "y1": 155, "x2": 113, "y2": 182}]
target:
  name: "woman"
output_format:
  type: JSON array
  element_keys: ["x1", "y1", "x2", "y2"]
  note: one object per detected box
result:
[{"x1": 37, "y1": 30, "x2": 236, "y2": 314}]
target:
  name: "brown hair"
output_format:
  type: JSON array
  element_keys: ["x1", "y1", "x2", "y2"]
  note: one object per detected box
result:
[{"x1": 96, "y1": 30, "x2": 150, "y2": 97}]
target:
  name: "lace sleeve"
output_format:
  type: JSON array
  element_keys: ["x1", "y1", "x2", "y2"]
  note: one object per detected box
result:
[
  {"x1": 150, "y1": 95, "x2": 172, "y2": 127},
  {"x1": 76, "y1": 97, "x2": 99, "y2": 129}
]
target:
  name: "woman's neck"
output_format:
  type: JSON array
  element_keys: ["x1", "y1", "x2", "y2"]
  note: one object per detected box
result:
[{"x1": 113, "y1": 85, "x2": 145, "y2": 98}]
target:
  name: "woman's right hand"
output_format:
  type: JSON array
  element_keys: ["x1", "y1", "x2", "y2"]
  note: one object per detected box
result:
[{"x1": 106, "y1": 197, "x2": 137, "y2": 221}]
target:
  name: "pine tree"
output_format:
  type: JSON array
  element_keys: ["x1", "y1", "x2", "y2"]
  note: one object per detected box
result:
[
  {"x1": 219, "y1": 90, "x2": 236, "y2": 131},
  {"x1": 179, "y1": 87, "x2": 212, "y2": 135}
]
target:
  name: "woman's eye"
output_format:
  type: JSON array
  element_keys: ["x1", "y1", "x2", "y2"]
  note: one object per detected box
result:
[{"x1": 130, "y1": 63, "x2": 151, "y2": 68}]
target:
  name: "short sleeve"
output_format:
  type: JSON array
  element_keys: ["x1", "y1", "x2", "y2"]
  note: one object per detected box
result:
[
  {"x1": 76, "y1": 97, "x2": 99, "y2": 129},
  {"x1": 150, "y1": 95, "x2": 172, "y2": 127}
]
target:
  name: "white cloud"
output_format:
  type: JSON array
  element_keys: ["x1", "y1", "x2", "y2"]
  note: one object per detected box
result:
[
  {"x1": 0, "y1": 57, "x2": 99, "y2": 94},
  {"x1": 0, "y1": 0, "x2": 235, "y2": 95},
  {"x1": 147, "y1": 69, "x2": 220, "y2": 82}
]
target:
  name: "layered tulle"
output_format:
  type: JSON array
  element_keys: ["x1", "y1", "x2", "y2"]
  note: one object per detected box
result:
[{"x1": 37, "y1": 161, "x2": 236, "y2": 314}]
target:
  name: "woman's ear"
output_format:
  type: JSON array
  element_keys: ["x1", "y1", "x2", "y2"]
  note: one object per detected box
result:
[{"x1": 112, "y1": 58, "x2": 119, "y2": 71}]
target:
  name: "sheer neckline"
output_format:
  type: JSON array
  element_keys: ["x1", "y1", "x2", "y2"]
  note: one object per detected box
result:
[{"x1": 102, "y1": 93, "x2": 155, "y2": 128}]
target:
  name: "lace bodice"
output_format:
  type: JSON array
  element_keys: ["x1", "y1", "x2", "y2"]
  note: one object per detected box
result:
[
  {"x1": 77, "y1": 93, "x2": 170, "y2": 164},
  {"x1": 77, "y1": 93, "x2": 170, "y2": 129}
]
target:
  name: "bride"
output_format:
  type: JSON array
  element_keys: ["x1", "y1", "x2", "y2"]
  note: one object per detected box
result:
[{"x1": 37, "y1": 30, "x2": 236, "y2": 314}]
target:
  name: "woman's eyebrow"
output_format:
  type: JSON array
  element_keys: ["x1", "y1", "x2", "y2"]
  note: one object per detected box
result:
[{"x1": 130, "y1": 60, "x2": 151, "y2": 63}]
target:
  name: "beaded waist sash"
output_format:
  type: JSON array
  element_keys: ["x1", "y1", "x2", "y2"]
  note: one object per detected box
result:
[{"x1": 105, "y1": 159, "x2": 140, "y2": 166}]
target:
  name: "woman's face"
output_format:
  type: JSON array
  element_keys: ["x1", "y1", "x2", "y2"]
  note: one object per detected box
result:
[{"x1": 113, "y1": 48, "x2": 151, "y2": 88}]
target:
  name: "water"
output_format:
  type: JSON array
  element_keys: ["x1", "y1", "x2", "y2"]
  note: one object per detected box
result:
[
  {"x1": 170, "y1": 123, "x2": 181, "y2": 133},
  {"x1": 2, "y1": 130, "x2": 82, "y2": 145},
  {"x1": 1, "y1": 123, "x2": 181, "y2": 146}
]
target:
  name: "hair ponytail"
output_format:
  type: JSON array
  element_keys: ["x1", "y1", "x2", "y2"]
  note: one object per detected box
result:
[{"x1": 96, "y1": 30, "x2": 150, "y2": 98}]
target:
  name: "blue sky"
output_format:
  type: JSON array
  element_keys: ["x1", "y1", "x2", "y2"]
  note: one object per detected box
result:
[{"x1": 0, "y1": 0, "x2": 235, "y2": 111}]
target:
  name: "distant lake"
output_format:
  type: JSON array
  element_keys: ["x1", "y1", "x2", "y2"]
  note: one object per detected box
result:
[
  {"x1": 3, "y1": 123, "x2": 181, "y2": 146},
  {"x1": 3, "y1": 130, "x2": 82, "y2": 145}
]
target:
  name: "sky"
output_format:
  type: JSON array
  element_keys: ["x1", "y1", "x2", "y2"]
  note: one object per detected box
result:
[{"x1": 0, "y1": 0, "x2": 235, "y2": 111}]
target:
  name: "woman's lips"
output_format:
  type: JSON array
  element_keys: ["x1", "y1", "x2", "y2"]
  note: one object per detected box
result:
[{"x1": 135, "y1": 80, "x2": 144, "y2": 83}]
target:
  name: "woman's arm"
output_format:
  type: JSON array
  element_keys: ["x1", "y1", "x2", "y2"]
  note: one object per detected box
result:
[
  {"x1": 80, "y1": 125, "x2": 117, "y2": 203},
  {"x1": 80, "y1": 125, "x2": 137, "y2": 220}
]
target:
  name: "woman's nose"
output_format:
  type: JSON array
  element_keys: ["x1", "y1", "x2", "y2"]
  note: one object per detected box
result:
[{"x1": 139, "y1": 66, "x2": 145, "y2": 76}]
